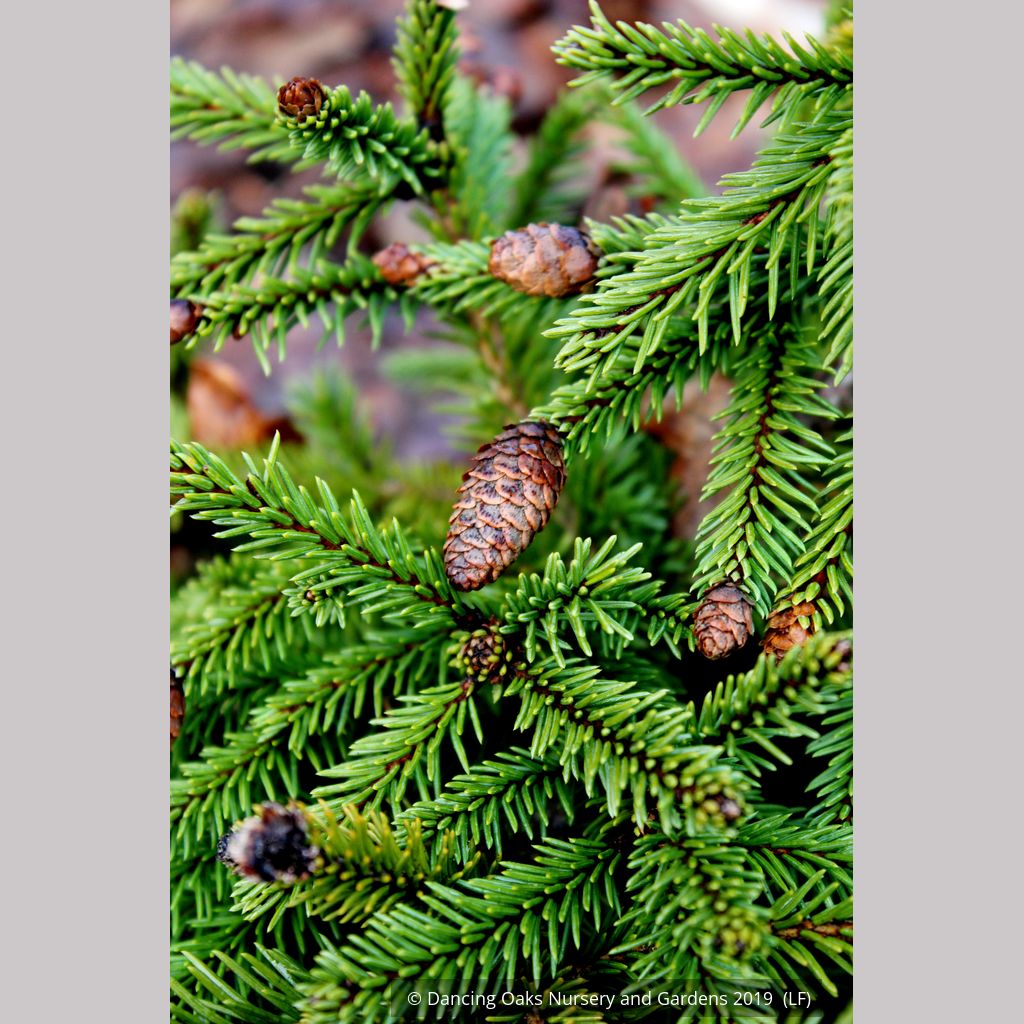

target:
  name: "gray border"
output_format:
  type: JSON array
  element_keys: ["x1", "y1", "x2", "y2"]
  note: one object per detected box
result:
[
  {"x1": 857, "y1": 2, "x2": 1023, "y2": 1020},
  {"x1": 5, "y1": 1, "x2": 167, "y2": 1020}
]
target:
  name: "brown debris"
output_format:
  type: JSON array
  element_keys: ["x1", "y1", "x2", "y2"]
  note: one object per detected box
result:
[{"x1": 187, "y1": 358, "x2": 295, "y2": 449}]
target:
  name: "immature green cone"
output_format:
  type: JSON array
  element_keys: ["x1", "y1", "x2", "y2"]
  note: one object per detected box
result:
[
  {"x1": 217, "y1": 803, "x2": 319, "y2": 884},
  {"x1": 459, "y1": 620, "x2": 511, "y2": 685},
  {"x1": 444, "y1": 421, "x2": 566, "y2": 591},
  {"x1": 169, "y1": 668, "x2": 184, "y2": 748},
  {"x1": 277, "y1": 76, "x2": 327, "y2": 122},
  {"x1": 762, "y1": 600, "x2": 817, "y2": 660},
  {"x1": 169, "y1": 299, "x2": 202, "y2": 344},
  {"x1": 693, "y1": 582, "x2": 754, "y2": 660},
  {"x1": 488, "y1": 223, "x2": 600, "y2": 297}
]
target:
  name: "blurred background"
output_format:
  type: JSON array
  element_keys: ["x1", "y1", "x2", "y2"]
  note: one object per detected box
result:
[{"x1": 170, "y1": 0, "x2": 830, "y2": 550}]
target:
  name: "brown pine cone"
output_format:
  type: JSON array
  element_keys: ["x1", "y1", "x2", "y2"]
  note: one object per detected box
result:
[
  {"x1": 762, "y1": 601, "x2": 817, "y2": 660},
  {"x1": 488, "y1": 223, "x2": 600, "y2": 297},
  {"x1": 371, "y1": 243, "x2": 436, "y2": 287},
  {"x1": 170, "y1": 669, "x2": 185, "y2": 748},
  {"x1": 277, "y1": 77, "x2": 327, "y2": 122},
  {"x1": 170, "y1": 299, "x2": 202, "y2": 344},
  {"x1": 693, "y1": 582, "x2": 754, "y2": 660},
  {"x1": 444, "y1": 421, "x2": 566, "y2": 591},
  {"x1": 217, "y1": 803, "x2": 319, "y2": 884}
]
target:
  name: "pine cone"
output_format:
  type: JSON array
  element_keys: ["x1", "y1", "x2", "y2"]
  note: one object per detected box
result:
[
  {"x1": 277, "y1": 77, "x2": 327, "y2": 122},
  {"x1": 217, "y1": 803, "x2": 319, "y2": 884},
  {"x1": 693, "y1": 582, "x2": 754, "y2": 660},
  {"x1": 761, "y1": 601, "x2": 817, "y2": 660},
  {"x1": 371, "y1": 243, "x2": 436, "y2": 287},
  {"x1": 488, "y1": 223, "x2": 600, "y2": 297},
  {"x1": 169, "y1": 669, "x2": 184, "y2": 748},
  {"x1": 170, "y1": 299, "x2": 202, "y2": 344},
  {"x1": 459, "y1": 621, "x2": 511, "y2": 684},
  {"x1": 444, "y1": 421, "x2": 566, "y2": 591}
]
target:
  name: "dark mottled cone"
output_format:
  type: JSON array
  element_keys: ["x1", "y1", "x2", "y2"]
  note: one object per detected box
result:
[
  {"x1": 277, "y1": 77, "x2": 326, "y2": 122},
  {"x1": 170, "y1": 299, "x2": 202, "y2": 344},
  {"x1": 217, "y1": 803, "x2": 319, "y2": 884},
  {"x1": 169, "y1": 669, "x2": 184, "y2": 748},
  {"x1": 713, "y1": 794, "x2": 742, "y2": 823},
  {"x1": 488, "y1": 223, "x2": 600, "y2": 297},
  {"x1": 371, "y1": 243, "x2": 436, "y2": 286},
  {"x1": 444, "y1": 421, "x2": 566, "y2": 591},
  {"x1": 693, "y1": 582, "x2": 754, "y2": 660},
  {"x1": 459, "y1": 621, "x2": 511, "y2": 684},
  {"x1": 762, "y1": 600, "x2": 817, "y2": 660}
]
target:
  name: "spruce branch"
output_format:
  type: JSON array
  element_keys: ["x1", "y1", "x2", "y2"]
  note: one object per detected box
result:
[
  {"x1": 394, "y1": 747, "x2": 575, "y2": 859},
  {"x1": 229, "y1": 806, "x2": 474, "y2": 929},
  {"x1": 496, "y1": 535, "x2": 693, "y2": 661},
  {"x1": 278, "y1": 83, "x2": 446, "y2": 195},
  {"x1": 733, "y1": 815, "x2": 852, "y2": 901},
  {"x1": 771, "y1": 426, "x2": 852, "y2": 633},
  {"x1": 393, "y1": 0, "x2": 460, "y2": 137},
  {"x1": 819, "y1": 123, "x2": 853, "y2": 380},
  {"x1": 614, "y1": 835, "x2": 769, "y2": 982},
  {"x1": 506, "y1": 658, "x2": 745, "y2": 835},
  {"x1": 439, "y1": 75, "x2": 515, "y2": 237},
  {"x1": 691, "y1": 328, "x2": 840, "y2": 618},
  {"x1": 171, "y1": 726, "x2": 336, "y2": 854},
  {"x1": 171, "y1": 182, "x2": 385, "y2": 296},
  {"x1": 176, "y1": 256, "x2": 404, "y2": 373},
  {"x1": 171, "y1": 946, "x2": 307, "y2": 1024},
  {"x1": 691, "y1": 633, "x2": 852, "y2": 778},
  {"x1": 170, "y1": 58, "x2": 303, "y2": 167},
  {"x1": 546, "y1": 110, "x2": 850, "y2": 377},
  {"x1": 510, "y1": 88, "x2": 597, "y2": 225},
  {"x1": 603, "y1": 99, "x2": 705, "y2": 204},
  {"x1": 314, "y1": 676, "x2": 483, "y2": 813},
  {"x1": 554, "y1": 1, "x2": 851, "y2": 134},
  {"x1": 172, "y1": 634, "x2": 449, "y2": 852},
  {"x1": 171, "y1": 554, "x2": 299, "y2": 692},
  {"x1": 169, "y1": 437, "x2": 470, "y2": 626},
  {"x1": 299, "y1": 826, "x2": 625, "y2": 1022},
  {"x1": 760, "y1": 875, "x2": 852, "y2": 996},
  {"x1": 804, "y1": 691, "x2": 853, "y2": 824},
  {"x1": 533, "y1": 297, "x2": 745, "y2": 455}
]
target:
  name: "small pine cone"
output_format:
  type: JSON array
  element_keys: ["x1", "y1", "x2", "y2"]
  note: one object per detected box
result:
[
  {"x1": 169, "y1": 669, "x2": 184, "y2": 748},
  {"x1": 444, "y1": 421, "x2": 565, "y2": 591},
  {"x1": 488, "y1": 223, "x2": 600, "y2": 298},
  {"x1": 762, "y1": 601, "x2": 817, "y2": 660},
  {"x1": 371, "y1": 243, "x2": 436, "y2": 287},
  {"x1": 277, "y1": 77, "x2": 327, "y2": 122},
  {"x1": 693, "y1": 582, "x2": 754, "y2": 660},
  {"x1": 459, "y1": 622, "x2": 510, "y2": 684},
  {"x1": 217, "y1": 803, "x2": 319, "y2": 884},
  {"x1": 170, "y1": 299, "x2": 202, "y2": 344},
  {"x1": 713, "y1": 794, "x2": 742, "y2": 824}
]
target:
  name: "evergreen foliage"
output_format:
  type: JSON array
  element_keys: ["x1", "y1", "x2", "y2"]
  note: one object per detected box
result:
[{"x1": 171, "y1": 2, "x2": 853, "y2": 1020}]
